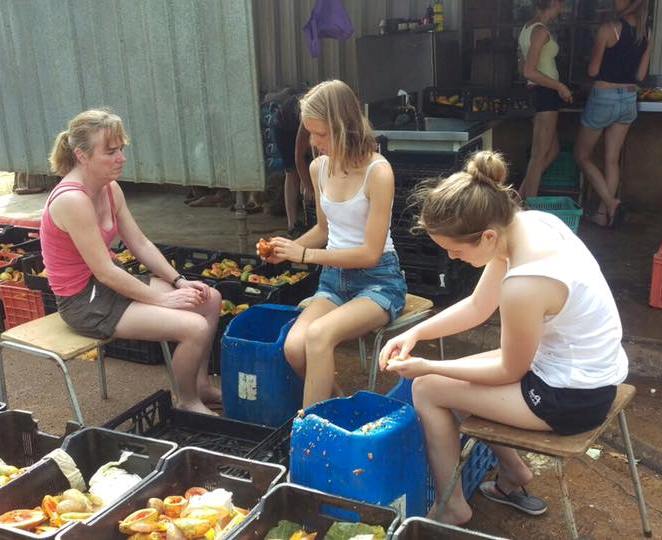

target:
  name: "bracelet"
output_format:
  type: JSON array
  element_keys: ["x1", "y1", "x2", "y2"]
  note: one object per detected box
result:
[
  {"x1": 301, "y1": 247, "x2": 307, "y2": 264},
  {"x1": 171, "y1": 274, "x2": 184, "y2": 288}
]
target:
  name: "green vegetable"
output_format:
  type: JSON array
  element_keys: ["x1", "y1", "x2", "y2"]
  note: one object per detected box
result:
[
  {"x1": 265, "y1": 520, "x2": 303, "y2": 540},
  {"x1": 324, "y1": 522, "x2": 386, "y2": 540}
]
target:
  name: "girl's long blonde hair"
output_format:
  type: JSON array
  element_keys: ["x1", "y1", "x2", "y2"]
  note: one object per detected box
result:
[
  {"x1": 49, "y1": 108, "x2": 129, "y2": 176},
  {"x1": 617, "y1": 0, "x2": 649, "y2": 43},
  {"x1": 415, "y1": 151, "x2": 520, "y2": 242},
  {"x1": 299, "y1": 80, "x2": 375, "y2": 176}
]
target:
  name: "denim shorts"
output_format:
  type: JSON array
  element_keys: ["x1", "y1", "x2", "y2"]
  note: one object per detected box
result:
[
  {"x1": 313, "y1": 251, "x2": 407, "y2": 322},
  {"x1": 581, "y1": 87, "x2": 637, "y2": 130}
]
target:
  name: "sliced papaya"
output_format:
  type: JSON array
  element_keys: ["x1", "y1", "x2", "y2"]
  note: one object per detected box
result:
[{"x1": 0, "y1": 509, "x2": 47, "y2": 530}]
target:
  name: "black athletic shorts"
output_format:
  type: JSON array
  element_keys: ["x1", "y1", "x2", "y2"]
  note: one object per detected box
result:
[
  {"x1": 521, "y1": 371, "x2": 617, "y2": 435},
  {"x1": 530, "y1": 85, "x2": 562, "y2": 112}
]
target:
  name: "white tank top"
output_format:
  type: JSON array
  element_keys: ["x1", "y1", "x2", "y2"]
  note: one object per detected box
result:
[
  {"x1": 504, "y1": 211, "x2": 628, "y2": 389},
  {"x1": 318, "y1": 155, "x2": 395, "y2": 252}
]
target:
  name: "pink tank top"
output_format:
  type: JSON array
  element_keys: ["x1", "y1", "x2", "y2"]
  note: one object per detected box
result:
[{"x1": 40, "y1": 182, "x2": 119, "y2": 296}]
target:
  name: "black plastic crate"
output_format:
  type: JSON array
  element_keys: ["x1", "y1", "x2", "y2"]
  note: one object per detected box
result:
[
  {"x1": 127, "y1": 245, "x2": 217, "y2": 276},
  {"x1": 0, "y1": 427, "x2": 176, "y2": 539},
  {"x1": 258, "y1": 262, "x2": 321, "y2": 306},
  {"x1": 422, "y1": 86, "x2": 510, "y2": 122},
  {"x1": 231, "y1": 483, "x2": 400, "y2": 540},
  {"x1": 187, "y1": 251, "x2": 263, "y2": 281},
  {"x1": 0, "y1": 226, "x2": 40, "y2": 248},
  {"x1": 21, "y1": 253, "x2": 50, "y2": 293},
  {"x1": 0, "y1": 410, "x2": 63, "y2": 472},
  {"x1": 104, "y1": 338, "x2": 168, "y2": 366},
  {"x1": 57, "y1": 446, "x2": 286, "y2": 540},
  {"x1": 209, "y1": 280, "x2": 279, "y2": 374},
  {"x1": 394, "y1": 238, "x2": 450, "y2": 272},
  {"x1": 393, "y1": 517, "x2": 506, "y2": 540},
  {"x1": 41, "y1": 290, "x2": 57, "y2": 315},
  {"x1": 102, "y1": 390, "x2": 291, "y2": 467}
]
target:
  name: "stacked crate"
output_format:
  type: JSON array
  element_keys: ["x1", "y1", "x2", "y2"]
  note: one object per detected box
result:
[{"x1": 386, "y1": 146, "x2": 482, "y2": 305}]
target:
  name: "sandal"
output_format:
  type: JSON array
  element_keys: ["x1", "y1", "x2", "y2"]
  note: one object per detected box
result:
[{"x1": 479, "y1": 476, "x2": 548, "y2": 516}]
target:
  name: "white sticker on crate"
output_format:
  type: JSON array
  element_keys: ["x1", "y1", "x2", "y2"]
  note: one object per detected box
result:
[
  {"x1": 439, "y1": 273, "x2": 446, "y2": 287},
  {"x1": 238, "y1": 372, "x2": 257, "y2": 400},
  {"x1": 389, "y1": 493, "x2": 407, "y2": 517}
]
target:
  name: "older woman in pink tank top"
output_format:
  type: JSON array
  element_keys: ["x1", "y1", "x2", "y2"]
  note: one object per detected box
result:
[{"x1": 40, "y1": 109, "x2": 221, "y2": 415}]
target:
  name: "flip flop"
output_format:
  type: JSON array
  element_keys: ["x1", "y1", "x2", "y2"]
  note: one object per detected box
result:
[{"x1": 479, "y1": 477, "x2": 548, "y2": 516}]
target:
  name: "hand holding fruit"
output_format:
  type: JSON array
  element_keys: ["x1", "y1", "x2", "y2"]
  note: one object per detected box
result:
[
  {"x1": 384, "y1": 356, "x2": 432, "y2": 379},
  {"x1": 267, "y1": 236, "x2": 305, "y2": 264},
  {"x1": 379, "y1": 330, "x2": 419, "y2": 370},
  {"x1": 256, "y1": 237, "x2": 285, "y2": 264}
]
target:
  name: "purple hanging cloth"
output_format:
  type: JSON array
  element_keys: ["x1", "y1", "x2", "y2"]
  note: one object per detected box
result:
[{"x1": 303, "y1": 0, "x2": 354, "y2": 58}]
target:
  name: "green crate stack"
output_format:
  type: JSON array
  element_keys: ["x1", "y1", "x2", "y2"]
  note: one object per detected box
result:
[
  {"x1": 525, "y1": 196, "x2": 583, "y2": 234},
  {"x1": 541, "y1": 150, "x2": 580, "y2": 191}
]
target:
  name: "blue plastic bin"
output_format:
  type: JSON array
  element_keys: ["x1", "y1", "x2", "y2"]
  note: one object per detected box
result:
[
  {"x1": 387, "y1": 378, "x2": 497, "y2": 509},
  {"x1": 290, "y1": 391, "x2": 428, "y2": 518},
  {"x1": 221, "y1": 304, "x2": 303, "y2": 427}
]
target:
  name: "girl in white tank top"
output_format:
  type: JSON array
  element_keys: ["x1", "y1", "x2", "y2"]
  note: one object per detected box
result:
[
  {"x1": 258, "y1": 80, "x2": 406, "y2": 409},
  {"x1": 379, "y1": 151, "x2": 625, "y2": 525}
]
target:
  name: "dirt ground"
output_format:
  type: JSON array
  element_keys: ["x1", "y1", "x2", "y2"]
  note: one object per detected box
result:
[{"x1": 0, "y1": 185, "x2": 661, "y2": 539}]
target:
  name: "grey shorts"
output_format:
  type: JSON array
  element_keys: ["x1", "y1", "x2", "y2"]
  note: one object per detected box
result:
[{"x1": 56, "y1": 274, "x2": 151, "y2": 339}]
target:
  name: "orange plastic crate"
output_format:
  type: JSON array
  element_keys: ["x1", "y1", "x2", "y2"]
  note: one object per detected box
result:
[
  {"x1": 650, "y1": 245, "x2": 662, "y2": 309},
  {"x1": 0, "y1": 283, "x2": 45, "y2": 329}
]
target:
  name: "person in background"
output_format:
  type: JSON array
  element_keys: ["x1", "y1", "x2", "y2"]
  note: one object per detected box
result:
[
  {"x1": 380, "y1": 151, "x2": 627, "y2": 525},
  {"x1": 574, "y1": 0, "x2": 651, "y2": 227},
  {"x1": 41, "y1": 109, "x2": 221, "y2": 415},
  {"x1": 273, "y1": 90, "x2": 314, "y2": 237},
  {"x1": 259, "y1": 80, "x2": 407, "y2": 408},
  {"x1": 517, "y1": 0, "x2": 572, "y2": 198}
]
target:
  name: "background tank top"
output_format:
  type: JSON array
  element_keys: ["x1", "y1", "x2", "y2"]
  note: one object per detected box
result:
[
  {"x1": 318, "y1": 156, "x2": 395, "y2": 253},
  {"x1": 40, "y1": 182, "x2": 119, "y2": 296},
  {"x1": 518, "y1": 22, "x2": 559, "y2": 81},
  {"x1": 503, "y1": 211, "x2": 627, "y2": 389},
  {"x1": 597, "y1": 19, "x2": 648, "y2": 84}
]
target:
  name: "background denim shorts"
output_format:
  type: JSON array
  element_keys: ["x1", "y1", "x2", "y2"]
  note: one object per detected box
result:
[
  {"x1": 581, "y1": 87, "x2": 637, "y2": 130},
  {"x1": 313, "y1": 251, "x2": 407, "y2": 322}
]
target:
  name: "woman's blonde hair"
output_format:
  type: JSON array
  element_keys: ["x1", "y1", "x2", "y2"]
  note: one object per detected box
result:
[
  {"x1": 415, "y1": 151, "x2": 520, "y2": 242},
  {"x1": 48, "y1": 108, "x2": 129, "y2": 176},
  {"x1": 617, "y1": 0, "x2": 649, "y2": 44},
  {"x1": 299, "y1": 80, "x2": 375, "y2": 175}
]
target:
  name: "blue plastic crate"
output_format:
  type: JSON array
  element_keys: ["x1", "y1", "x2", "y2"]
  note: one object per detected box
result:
[
  {"x1": 386, "y1": 378, "x2": 497, "y2": 509},
  {"x1": 525, "y1": 196, "x2": 583, "y2": 234}
]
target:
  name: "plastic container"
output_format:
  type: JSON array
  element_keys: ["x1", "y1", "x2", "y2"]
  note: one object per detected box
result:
[
  {"x1": 290, "y1": 391, "x2": 427, "y2": 518},
  {"x1": 0, "y1": 410, "x2": 62, "y2": 473},
  {"x1": 230, "y1": 483, "x2": 400, "y2": 540},
  {"x1": 221, "y1": 304, "x2": 303, "y2": 427},
  {"x1": 540, "y1": 150, "x2": 581, "y2": 190},
  {"x1": 0, "y1": 283, "x2": 45, "y2": 329},
  {"x1": 21, "y1": 253, "x2": 50, "y2": 293},
  {"x1": 0, "y1": 427, "x2": 176, "y2": 539},
  {"x1": 387, "y1": 378, "x2": 497, "y2": 509},
  {"x1": 393, "y1": 516, "x2": 508, "y2": 540},
  {"x1": 102, "y1": 390, "x2": 291, "y2": 467},
  {"x1": 650, "y1": 244, "x2": 662, "y2": 309},
  {"x1": 525, "y1": 196, "x2": 583, "y2": 234},
  {"x1": 104, "y1": 339, "x2": 167, "y2": 365},
  {"x1": 56, "y1": 446, "x2": 286, "y2": 540}
]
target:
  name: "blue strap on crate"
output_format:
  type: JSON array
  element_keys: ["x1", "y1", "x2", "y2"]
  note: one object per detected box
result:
[{"x1": 386, "y1": 378, "x2": 497, "y2": 508}]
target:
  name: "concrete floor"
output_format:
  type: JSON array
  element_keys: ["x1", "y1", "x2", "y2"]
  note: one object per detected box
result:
[{"x1": 0, "y1": 182, "x2": 660, "y2": 539}]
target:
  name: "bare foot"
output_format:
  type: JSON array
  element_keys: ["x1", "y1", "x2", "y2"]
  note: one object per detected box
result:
[
  {"x1": 590, "y1": 211, "x2": 608, "y2": 227},
  {"x1": 178, "y1": 399, "x2": 218, "y2": 416},
  {"x1": 426, "y1": 500, "x2": 472, "y2": 526},
  {"x1": 198, "y1": 384, "x2": 222, "y2": 404}
]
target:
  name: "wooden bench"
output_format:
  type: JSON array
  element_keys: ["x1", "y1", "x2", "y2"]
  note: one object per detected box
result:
[
  {"x1": 0, "y1": 313, "x2": 176, "y2": 425},
  {"x1": 438, "y1": 384, "x2": 652, "y2": 539}
]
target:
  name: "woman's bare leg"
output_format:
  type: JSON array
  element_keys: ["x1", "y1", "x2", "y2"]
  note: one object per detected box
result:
[
  {"x1": 413, "y1": 371, "x2": 550, "y2": 526},
  {"x1": 602, "y1": 122, "x2": 632, "y2": 223},
  {"x1": 519, "y1": 111, "x2": 559, "y2": 198}
]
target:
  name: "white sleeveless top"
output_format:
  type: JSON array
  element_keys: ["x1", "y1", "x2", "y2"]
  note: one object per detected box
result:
[
  {"x1": 318, "y1": 155, "x2": 395, "y2": 252},
  {"x1": 504, "y1": 211, "x2": 627, "y2": 389}
]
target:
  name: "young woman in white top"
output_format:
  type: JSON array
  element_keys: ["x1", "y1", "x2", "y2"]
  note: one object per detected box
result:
[
  {"x1": 517, "y1": 0, "x2": 573, "y2": 198},
  {"x1": 379, "y1": 151, "x2": 627, "y2": 525},
  {"x1": 261, "y1": 80, "x2": 407, "y2": 408}
]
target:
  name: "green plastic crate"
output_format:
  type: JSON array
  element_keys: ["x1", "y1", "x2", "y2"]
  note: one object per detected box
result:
[
  {"x1": 525, "y1": 196, "x2": 583, "y2": 233},
  {"x1": 541, "y1": 150, "x2": 580, "y2": 189}
]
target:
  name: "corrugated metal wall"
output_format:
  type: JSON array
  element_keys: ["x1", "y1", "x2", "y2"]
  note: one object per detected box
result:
[
  {"x1": 254, "y1": 0, "x2": 460, "y2": 93},
  {"x1": 0, "y1": 0, "x2": 264, "y2": 189}
]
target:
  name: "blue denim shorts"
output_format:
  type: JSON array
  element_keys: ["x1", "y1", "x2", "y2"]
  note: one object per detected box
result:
[
  {"x1": 313, "y1": 251, "x2": 407, "y2": 322},
  {"x1": 581, "y1": 87, "x2": 637, "y2": 130}
]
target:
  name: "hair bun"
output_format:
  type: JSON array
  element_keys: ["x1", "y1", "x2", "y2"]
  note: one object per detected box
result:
[{"x1": 464, "y1": 150, "x2": 508, "y2": 186}]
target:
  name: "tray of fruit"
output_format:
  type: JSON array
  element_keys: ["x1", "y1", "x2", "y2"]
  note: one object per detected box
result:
[
  {"x1": 54, "y1": 446, "x2": 286, "y2": 540},
  {"x1": 638, "y1": 87, "x2": 662, "y2": 101}
]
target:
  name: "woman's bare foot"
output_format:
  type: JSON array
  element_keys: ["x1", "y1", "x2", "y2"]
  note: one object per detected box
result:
[
  {"x1": 426, "y1": 499, "x2": 472, "y2": 526},
  {"x1": 495, "y1": 462, "x2": 534, "y2": 494},
  {"x1": 178, "y1": 399, "x2": 218, "y2": 416},
  {"x1": 590, "y1": 211, "x2": 608, "y2": 227}
]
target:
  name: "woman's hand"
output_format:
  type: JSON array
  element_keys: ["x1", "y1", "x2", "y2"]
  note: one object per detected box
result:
[
  {"x1": 378, "y1": 330, "x2": 419, "y2": 370},
  {"x1": 157, "y1": 287, "x2": 205, "y2": 309},
  {"x1": 557, "y1": 83, "x2": 573, "y2": 103},
  {"x1": 255, "y1": 239, "x2": 287, "y2": 264},
  {"x1": 269, "y1": 236, "x2": 305, "y2": 264},
  {"x1": 385, "y1": 357, "x2": 433, "y2": 379},
  {"x1": 176, "y1": 278, "x2": 212, "y2": 301}
]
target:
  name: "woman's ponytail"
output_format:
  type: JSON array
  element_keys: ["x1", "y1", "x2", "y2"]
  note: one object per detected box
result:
[{"x1": 48, "y1": 130, "x2": 75, "y2": 177}]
